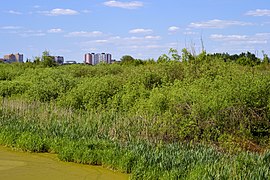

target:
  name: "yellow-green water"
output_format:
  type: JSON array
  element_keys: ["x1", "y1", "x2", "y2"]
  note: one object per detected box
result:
[{"x1": 0, "y1": 146, "x2": 129, "y2": 180}]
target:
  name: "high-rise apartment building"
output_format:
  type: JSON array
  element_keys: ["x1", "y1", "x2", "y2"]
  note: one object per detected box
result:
[
  {"x1": 15, "y1": 53, "x2": 23, "y2": 63},
  {"x1": 94, "y1": 53, "x2": 100, "y2": 65},
  {"x1": 4, "y1": 53, "x2": 23, "y2": 63},
  {"x1": 85, "y1": 53, "x2": 94, "y2": 64},
  {"x1": 106, "y1": 54, "x2": 112, "y2": 64},
  {"x1": 84, "y1": 53, "x2": 112, "y2": 65}
]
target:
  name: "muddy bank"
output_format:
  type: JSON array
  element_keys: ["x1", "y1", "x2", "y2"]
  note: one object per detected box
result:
[{"x1": 0, "y1": 146, "x2": 129, "y2": 180}]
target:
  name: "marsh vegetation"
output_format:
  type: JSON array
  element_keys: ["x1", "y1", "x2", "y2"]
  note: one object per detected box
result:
[{"x1": 0, "y1": 50, "x2": 270, "y2": 179}]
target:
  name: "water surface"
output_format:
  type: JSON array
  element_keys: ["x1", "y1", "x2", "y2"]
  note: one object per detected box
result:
[{"x1": 0, "y1": 146, "x2": 129, "y2": 180}]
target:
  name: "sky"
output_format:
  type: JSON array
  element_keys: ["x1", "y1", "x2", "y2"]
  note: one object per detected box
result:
[{"x1": 0, "y1": 0, "x2": 270, "y2": 62}]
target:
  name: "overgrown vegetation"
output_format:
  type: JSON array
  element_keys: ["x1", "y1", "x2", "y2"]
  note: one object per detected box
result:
[{"x1": 0, "y1": 49, "x2": 270, "y2": 179}]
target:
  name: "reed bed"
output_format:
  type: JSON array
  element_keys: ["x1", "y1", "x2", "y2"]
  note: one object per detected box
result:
[{"x1": 0, "y1": 99, "x2": 269, "y2": 179}]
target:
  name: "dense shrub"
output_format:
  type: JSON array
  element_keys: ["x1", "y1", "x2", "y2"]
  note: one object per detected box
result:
[
  {"x1": 0, "y1": 52, "x2": 270, "y2": 178},
  {"x1": 0, "y1": 81, "x2": 30, "y2": 97}
]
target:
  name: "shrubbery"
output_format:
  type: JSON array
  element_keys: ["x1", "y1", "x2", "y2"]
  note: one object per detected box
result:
[
  {"x1": 0, "y1": 50, "x2": 270, "y2": 178},
  {"x1": 0, "y1": 52, "x2": 270, "y2": 146}
]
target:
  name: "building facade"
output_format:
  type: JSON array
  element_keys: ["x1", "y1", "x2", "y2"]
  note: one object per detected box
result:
[
  {"x1": 43, "y1": 55, "x2": 64, "y2": 64},
  {"x1": 15, "y1": 53, "x2": 23, "y2": 63},
  {"x1": 84, "y1": 53, "x2": 112, "y2": 65},
  {"x1": 64, "y1": 60, "x2": 77, "y2": 65},
  {"x1": 106, "y1": 54, "x2": 112, "y2": 64},
  {"x1": 84, "y1": 53, "x2": 94, "y2": 64},
  {"x1": 54, "y1": 56, "x2": 64, "y2": 64},
  {"x1": 3, "y1": 53, "x2": 23, "y2": 63}
]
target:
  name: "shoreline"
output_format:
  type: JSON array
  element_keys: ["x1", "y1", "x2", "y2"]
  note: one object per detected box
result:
[{"x1": 0, "y1": 145, "x2": 129, "y2": 180}]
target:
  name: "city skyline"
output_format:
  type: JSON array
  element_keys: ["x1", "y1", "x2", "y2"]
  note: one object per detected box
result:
[
  {"x1": 1, "y1": 51, "x2": 115, "y2": 65},
  {"x1": 85, "y1": 52, "x2": 112, "y2": 65},
  {"x1": 1, "y1": 0, "x2": 270, "y2": 62}
]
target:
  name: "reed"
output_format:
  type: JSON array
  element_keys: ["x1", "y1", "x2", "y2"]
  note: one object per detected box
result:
[{"x1": 0, "y1": 99, "x2": 269, "y2": 179}]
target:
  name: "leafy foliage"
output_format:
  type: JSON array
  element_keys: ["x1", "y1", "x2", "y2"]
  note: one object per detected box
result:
[{"x1": 0, "y1": 49, "x2": 270, "y2": 178}]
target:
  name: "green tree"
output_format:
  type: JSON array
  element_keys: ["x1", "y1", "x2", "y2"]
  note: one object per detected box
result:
[
  {"x1": 169, "y1": 48, "x2": 181, "y2": 61},
  {"x1": 120, "y1": 55, "x2": 134, "y2": 63},
  {"x1": 157, "y1": 48, "x2": 181, "y2": 63},
  {"x1": 120, "y1": 55, "x2": 142, "y2": 65},
  {"x1": 236, "y1": 52, "x2": 260, "y2": 66},
  {"x1": 181, "y1": 48, "x2": 194, "y2": 62},
  {"x1": 33, "y1": 56, "x2": 41, "y2": 64},
  {"x1": 42, "y1": 50, "x2": 57, "y2": 67},
  {"x1": 157, "y1": 54, "x2": 170, "y2": 63},
  {"x1": 262, "y1": 51, "x2": 270, "y2": 64}
]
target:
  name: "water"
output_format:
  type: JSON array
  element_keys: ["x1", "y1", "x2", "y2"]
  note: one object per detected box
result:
[{"x1": 0, "y1": 146, "x2": 129, "y2": 180}]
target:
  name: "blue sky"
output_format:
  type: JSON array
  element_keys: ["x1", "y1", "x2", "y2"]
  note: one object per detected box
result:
[{"x1": 1, "y1": 0, "x2": 270, "y2": 62}]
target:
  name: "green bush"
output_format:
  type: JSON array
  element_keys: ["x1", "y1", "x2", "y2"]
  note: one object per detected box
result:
[
  {"x1": 0, "y1": 51, "x2": 270, "y2": 179},
  {"x1": 16, "y1": 132, "x2": 47, "y2": 152}
]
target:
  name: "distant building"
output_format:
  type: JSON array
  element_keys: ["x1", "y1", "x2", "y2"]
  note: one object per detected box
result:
[
  {"x1": 15, "y1": 53, "x2": 23, "y2": 63},
  {"x1": 4, "y1": 54, "x2": 16, "y2": 62},
  {"x1": 106, "y1": 54, "x2": 112, "y2": 64},
  {"x1": 54, "y1": 56, "x2": 64, "y2": 64},
  {"x1": 64, "y1": 60, "x2": 77, "y2": 65},
  {"x1": 94, "y1": 53, "x2": 100, "y2": 64},
  {"x1": 84, "y1": 53, "x2": 94, "y2": 64},
  {"x1": 3, "y1": 53, "x2": 23, "y2": 63},
  {"x1": 111, "y1": 59, "x2": 120, "y2": 64},
  {"x1": 84, "y1": 52, "x2": 112, "y2": 65},
  {"x1": 100, "y1": 53, "x2": 106, "y2": 63},
  {"x1": 43, "y1": 55, "x2": 64, "y2": 64}
]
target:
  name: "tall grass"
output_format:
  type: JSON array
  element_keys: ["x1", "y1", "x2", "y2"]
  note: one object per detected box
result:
[{"x1": 0, "y1": 99, "x2": 269, "y2": 179}]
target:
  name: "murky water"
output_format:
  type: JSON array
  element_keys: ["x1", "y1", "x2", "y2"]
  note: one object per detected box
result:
[{"x1": 0, "y1": 146, "x2": 129, "y2": 180}]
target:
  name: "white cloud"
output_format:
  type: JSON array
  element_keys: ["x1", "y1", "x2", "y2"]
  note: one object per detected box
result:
[
  {"x1": 20, "y1": 31, "x2": 46, "y2": 37},
  {"x1": 0, "y1": 27, "x2": 47, "y2": 37},
  {"x1": 189, "y1": 19, "x2": 252, "y2": 29},
  {"x1": 81, "y1": 36, "x2": 121, "y2": 46},
  {"x1": 110, "y1": 36, "x2": 121, "y2": 40},
  {"x1": 104, "y1": 1, "x2": 143, "y2": 9},
  {"x1": 168, "y1": 26, "x2": 179, "y2": 32},
  {"x1": 255, "y1": 33, "x2": 270, "y2": 38},
  {"x1": 210, "y1": 34, "x2": 248, "y2": 41},
  {"x1": 124, "y1": 36, "x2": 142, "y2": 41},
  {"x1": 80, "y1": 34, "x2": 162, "y2": 50},
  {"x1": 95, "y1": 40, "x2": 109, "y2": 43},
  {"x1": 125, "y1": 44, "x2": 164, "y2": 50},
  {"x1": 124, "y1": 35, "x2": 160, "y2": 41},
  {"x1": 210, "y1": 34, "x2": 268, "y2": 44},
  {"x1": 129, "y1": 28, "x2": 153, "y2": 34},
  {"x1": 145, "y1": 35, "x2": 161, "y2": 40},
  {"x1": 7, "y1": 10, "x2": 22, "y2": 15},
  {"x1": 48, "y1": 28, "x2": 63, "y2": 33},
  {"x1": 41, "y1": 8, "x2": 79, "y2": 16},
  {"x1": 0, "y1": 26, "x2": 22, "y2": 30},
  {"x1": 246, "y1": 9, "x2": 270, "y2": 16},
  {"x1": 66, "y1": 31, "x2": 103, "y2": 37}
]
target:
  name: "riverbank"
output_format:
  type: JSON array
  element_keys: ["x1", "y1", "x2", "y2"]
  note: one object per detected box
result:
[
  {"x1": 0, "y1": 107, "x2": 269, "y2": 179},
  {"x1": 0, "y1": 146, "x2": 129, "y2": 180}
]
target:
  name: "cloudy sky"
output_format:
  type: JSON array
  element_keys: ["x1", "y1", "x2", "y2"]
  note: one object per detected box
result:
[{"x1": 1, "y1": 0, "x2": 270, "y2": 62}]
